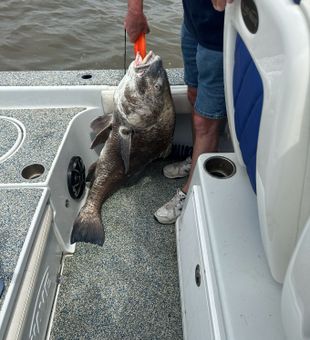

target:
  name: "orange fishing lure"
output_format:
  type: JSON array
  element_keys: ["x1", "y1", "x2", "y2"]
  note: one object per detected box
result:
[{"x1": 134, "y1": 33, "x2": 146, "y2": 59}]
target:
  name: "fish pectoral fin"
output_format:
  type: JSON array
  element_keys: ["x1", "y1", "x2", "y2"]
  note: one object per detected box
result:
[
  {"x1": 90, "y1": 114, "x2": 113, "y2": 149},
  {"x1": 119, "y1": 126, "x2": 132, "y2": 174},
  {"x1": 90, "y1": 128, "x2": 112, "y2": 149},
  {"x1": 90, "y1": 114, "x2": 113, "y2": 134}
]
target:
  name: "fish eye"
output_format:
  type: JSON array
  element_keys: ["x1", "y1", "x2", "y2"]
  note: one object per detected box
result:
[{"x1": 154, "y1": 83, "x2": 161, "y2": 91}]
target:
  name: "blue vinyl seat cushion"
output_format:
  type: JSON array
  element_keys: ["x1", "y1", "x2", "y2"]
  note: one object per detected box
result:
[{"x1": 233, "y1": 34, "x2": 264, "y2": 192}]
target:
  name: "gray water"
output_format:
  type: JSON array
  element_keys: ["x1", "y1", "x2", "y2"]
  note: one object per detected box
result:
[{"x1": 0, "y1": 0, "x2": 183, "y2": 71}]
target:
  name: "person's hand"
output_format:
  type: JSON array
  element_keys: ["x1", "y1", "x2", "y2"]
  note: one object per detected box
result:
[
  {"x1": 124, "y1": 8, "x2": 150, "y2": 43},
  {"x1": 211, "y1": 0, "x2": 234, "y2": 12}
]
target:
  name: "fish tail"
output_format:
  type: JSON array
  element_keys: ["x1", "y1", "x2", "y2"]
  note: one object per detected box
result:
[{"x1": 70, "y1": 209, "x2": 105, "y2": 246}]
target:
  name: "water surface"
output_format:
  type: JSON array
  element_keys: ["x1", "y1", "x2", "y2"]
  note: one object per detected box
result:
[{"x1": 0, "y1": 0, "x2": 183, "y2": 71}]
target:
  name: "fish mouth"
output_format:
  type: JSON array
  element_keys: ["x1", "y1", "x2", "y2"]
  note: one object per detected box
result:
[{"x1": 134, "y1": 51, "x2": 159, "y2": 70}]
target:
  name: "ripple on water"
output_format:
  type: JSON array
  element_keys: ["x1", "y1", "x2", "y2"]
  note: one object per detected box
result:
[{"x1": 0, "y1": 0, "x2": 183, "y2": 71}]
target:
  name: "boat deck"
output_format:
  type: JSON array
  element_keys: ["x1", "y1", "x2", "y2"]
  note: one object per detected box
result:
[
  {"x1": 50, "y1": 160, "x2": 186, "y2": 340},
  {"x1": 0, "y1": 68, "x2": 188, "y2": 339}
]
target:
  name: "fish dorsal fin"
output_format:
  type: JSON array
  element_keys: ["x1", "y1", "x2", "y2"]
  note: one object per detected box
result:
[
  {"x1": 119, "y1": 126, "x2": 132, "y2": 174},
  {"x1": 90, "y1": 114, "x2": 113, "y2": 149}
]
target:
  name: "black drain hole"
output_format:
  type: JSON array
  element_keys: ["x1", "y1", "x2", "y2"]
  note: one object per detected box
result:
[
  {"x1": 195, "y1": 264, "x2": 201, "y2": 287},
  {"x1": 21, "y1": 164, "x2": 45, "y2": 180},
  {"x1": 81, "y1": 74, "x2": 92, "y2": 80}
]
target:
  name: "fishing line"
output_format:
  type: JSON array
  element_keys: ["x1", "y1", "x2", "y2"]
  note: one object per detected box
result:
[{"x1": 124, "y1": 29, "x2": 127, "y2": 75}]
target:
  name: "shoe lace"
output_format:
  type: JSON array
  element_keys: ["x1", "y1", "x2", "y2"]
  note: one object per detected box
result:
[
  {"x1": 167, "y1": 189, "x2": 186, "y2": 210},
  {"x1": 181, "y1": 157, "x2": 192, "y2": 170}
]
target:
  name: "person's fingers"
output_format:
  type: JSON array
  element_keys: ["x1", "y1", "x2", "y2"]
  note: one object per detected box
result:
[
  {"x1": 124, "y1": 19, "x2": 138, "y2": 42},
  {"x1": 144, "y1": 24, "x2": 150, "y2": 35},
  {"x1": 124, "y1": 13, "x2": 149, "y2": 43},
  {"x1": 211, "y1": 0, "x2": 233, "y2": 12},
  {"x1": 212, "y1": 0, "x2": 225, "y2": 11}
]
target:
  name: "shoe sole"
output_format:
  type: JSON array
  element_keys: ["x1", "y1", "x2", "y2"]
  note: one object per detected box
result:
[
  {"x1": 153, "y1": 215, "x2": 177, "y2": 225},
  {"x1": 163, "y1": 171, "x2": 189, "y2": 179}
]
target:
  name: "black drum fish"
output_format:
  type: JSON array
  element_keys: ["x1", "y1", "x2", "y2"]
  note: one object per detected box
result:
[{"x1": 70, "y1": 51, "x2": 176, "y2": 246}]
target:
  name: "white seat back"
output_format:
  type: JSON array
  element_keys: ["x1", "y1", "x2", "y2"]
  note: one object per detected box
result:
[{"x1": 224, "y1": 0, "x2": 310, "y2": 282}]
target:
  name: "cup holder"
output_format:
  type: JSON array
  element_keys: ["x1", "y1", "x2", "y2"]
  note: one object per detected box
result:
[
  {"x1": 204, "y1": 156, "x2": 236, "y2": 179},
  {"x1": 21, "y1": 164, "x2": 45, "y2": 180}
]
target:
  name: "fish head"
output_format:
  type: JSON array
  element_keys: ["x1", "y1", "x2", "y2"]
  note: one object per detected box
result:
[{"x1": 114, "y1": 51, "x2": 172, "y2": 129}]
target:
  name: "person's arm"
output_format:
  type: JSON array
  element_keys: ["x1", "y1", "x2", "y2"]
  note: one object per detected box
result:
[
  {"x1": 125, "y1": 0, "x2": 150, "y2": 43},
  {"x1": 211, "y1": 0, "x2": 234, "y2": 12}
]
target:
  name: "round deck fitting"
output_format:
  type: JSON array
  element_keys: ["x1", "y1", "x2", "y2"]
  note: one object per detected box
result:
[
  {"x1": 67, "y1": 156, "x2": 86, "y2": 200},
  {"x1": 204, "y1": 156, "x2": 236, "y2": 179},
  {"x1": 21, "y1": 164, "x2": 45, "y2": 180}
]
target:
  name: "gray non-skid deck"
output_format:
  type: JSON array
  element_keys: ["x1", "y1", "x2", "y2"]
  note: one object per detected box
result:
[
  {"x1": 50, "y1": 159, "x2": 185, "y2": 340},
  {"x1": 0, "y1": 69, "x2": 186, "y2": 338},
  {"x1": 0, "y1": 69, "x2": 184, "y2": 87},
  {"x1": 0, "y1": 108, "x2": 83, "y2": 184}
]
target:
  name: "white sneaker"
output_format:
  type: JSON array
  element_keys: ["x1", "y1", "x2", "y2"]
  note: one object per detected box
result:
[
  {"x1": 163, "y1": 157, "x2": 192, "y2": 179},
  {"x1": 154, "y1": 189, "x2": 187, "y2": 224}
]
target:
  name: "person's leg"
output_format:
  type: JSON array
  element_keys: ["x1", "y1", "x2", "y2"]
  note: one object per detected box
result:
[
  {"x1": 162, "y1": 24, "x2": 198, "y2": 180},
  {"x1": 155, "y1": 29, "x2": 226, "y2": 225},
  {"x1": 180, "y1": 43, "x2": 227, "y2": 193},
  {"x1": 188, "y1": 86, "x2": 197, "y2": 140},
  {"x1": 182, "y1": 111, "x2": 224, "y2": 193}
]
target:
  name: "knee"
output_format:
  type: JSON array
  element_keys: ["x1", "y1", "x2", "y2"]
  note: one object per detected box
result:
[{"x1": 187, "y1": 87, "x2": 197, "y2": 106}]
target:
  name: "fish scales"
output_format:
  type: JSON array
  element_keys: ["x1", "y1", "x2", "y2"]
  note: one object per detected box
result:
[{"x1": 71, "y1": 51, "x2": 176, "y2": 246}]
